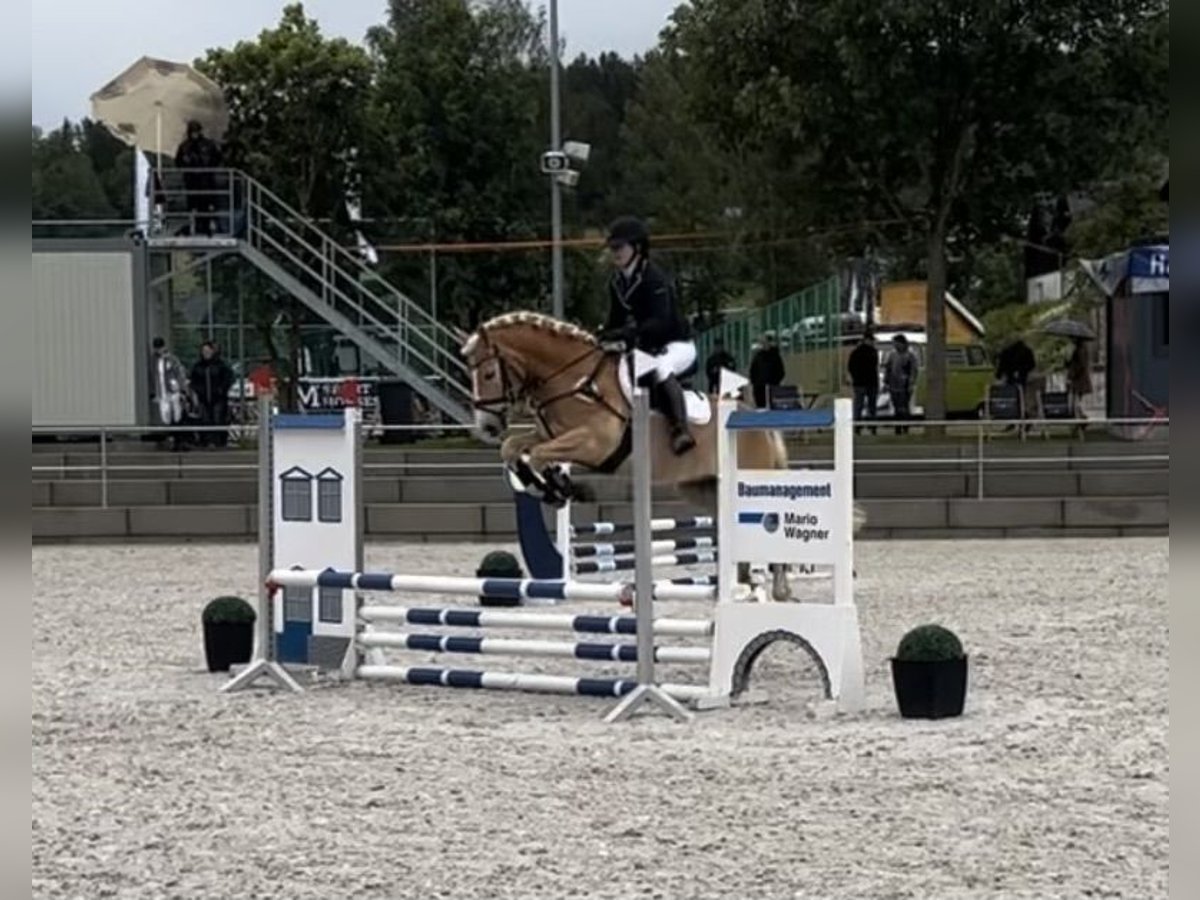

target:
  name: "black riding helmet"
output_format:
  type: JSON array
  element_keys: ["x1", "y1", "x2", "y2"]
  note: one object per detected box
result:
[{"x1": 606, "y1": 216, "x2": 650, "y2": 257}]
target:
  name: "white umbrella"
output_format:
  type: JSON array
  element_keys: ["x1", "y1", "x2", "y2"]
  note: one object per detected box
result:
[{"x1": 90, "y1": 56, "x2": 228, "y2": 162}]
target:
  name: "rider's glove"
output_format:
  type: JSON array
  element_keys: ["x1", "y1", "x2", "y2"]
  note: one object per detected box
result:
[{"x1": 598, "y1": 323, "x2": 638, "y2": 345}]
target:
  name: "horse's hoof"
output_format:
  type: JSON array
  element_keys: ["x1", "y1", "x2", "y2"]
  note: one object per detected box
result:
[
  {"x1": 510, "y1": 458, "x2": 541, "y2": 491},
  {"x1": 542, "y1": 466, "x2": 575, "y2": 507}
]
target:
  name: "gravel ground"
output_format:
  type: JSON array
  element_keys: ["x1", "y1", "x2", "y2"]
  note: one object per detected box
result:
[{"x1": 33, "y1": 538, "x2": 1167, "y2": 900}]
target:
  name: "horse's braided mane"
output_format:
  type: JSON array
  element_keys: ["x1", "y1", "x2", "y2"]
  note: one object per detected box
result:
[{"x1": 479, "y1": 311, "x2": 598, "y2": 346}]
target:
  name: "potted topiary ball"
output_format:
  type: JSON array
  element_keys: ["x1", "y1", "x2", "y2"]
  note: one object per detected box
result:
[
  {"x1": 476, "y1": 550, "x2": 525, "y2": 607},
  {"x1": 891, "y1": 624, "x2": 968, "y2": 719},
  {"x1": 201, "y1": 596, "x2": 256, "y2": 673}
]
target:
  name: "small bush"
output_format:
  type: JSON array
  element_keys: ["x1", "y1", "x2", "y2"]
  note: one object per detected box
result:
[
  {"x1": 476, "y1": 550, "x2": 523, "y2": 578},
  {"x1": 202, "y1": 596, "x2": 256, "y2": 625},
  {"x1": 895, "y1": 624, "x2": 964, "y2": 662}
]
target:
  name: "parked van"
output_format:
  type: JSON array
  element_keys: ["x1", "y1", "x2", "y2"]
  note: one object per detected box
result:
[{"x1": 783, "y1": 326, "x2": 994, "y2": 418}]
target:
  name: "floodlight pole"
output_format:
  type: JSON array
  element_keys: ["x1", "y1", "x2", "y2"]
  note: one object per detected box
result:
[{"x1": 549, "y1": 0, "x2": 565, "y2": 320}]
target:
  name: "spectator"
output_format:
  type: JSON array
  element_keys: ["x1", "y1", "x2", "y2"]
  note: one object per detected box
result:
[
  {"x1": 883, "y1": 334, "x2": 918, "y2": 434},
  {"x1": 995, "y1": 336, "x2": 1037, "y2": 389},
  {"x1": 748, "y1": 332, "x2": 785, "y2": 408},
  {"x1": 174, "y1": 120, "x2": 223, "y2": 235},
  {"x1": 996, "y1": 336, "x2": 1038, "y2": 432},
  {"x1": 1065, "y1": 336, "x2": 1092, "y2": 437},
  {"x1": 189, "y1": 341, "x2": 234, "y2": 448},
  {"x1": 151, "y1": 337, "x2": 189, "y2": 451},
  {"x1": 704, "y1": 339, "x2": 737, "y2": 395},
  {"x1": 847, "y1": 329, "x2": 880, "y2": 434},
  {"x1": 1065, "y1": 336, "x2": 1092, "y2": 405}
]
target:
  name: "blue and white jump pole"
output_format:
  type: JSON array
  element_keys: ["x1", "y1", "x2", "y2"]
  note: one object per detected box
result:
[{"x1": 225, "y1": 381, "x2": 865, "y2": 715}]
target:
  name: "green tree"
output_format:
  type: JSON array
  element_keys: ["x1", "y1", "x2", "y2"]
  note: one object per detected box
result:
[
  {"x1": 1068, "y1": 162, "x2": 1169, "y2": 260},
  {"x1": 561, "y1": 52, "x2": 640, "y2": 224},
  {"x1": 670, "y1": 0, "x2": 1168, "y2": 420},
  {"x1": 363, "y1": 0, "x2": 549, "y2": 327},
  {"x1": 79, "y1": 118, "x2": 134, "y2": 218},
  {"x1": 198, "y1": 3, "x2": 373, "y2": 216},
  {"x1": 198, "y1": 3, "x2": 374, "y2": 409},
  {"x1": 32, "y1": 120, "x2": 116, "y2": 221},
  {"x1": 618, "y1": 45, "x2": 832, "y2": 322}
]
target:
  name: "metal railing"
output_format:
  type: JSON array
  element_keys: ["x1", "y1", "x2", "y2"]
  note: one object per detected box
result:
[
  {"x1": 239, "y1": 173, "x2": 472, "y2": 421},
  {"x1": 35, "y1": 168, "x2": 474, "y2": 424},
  {"x1": 32, "y1": 415, "x2": 1167, "y2": 509},
  {"x1": 694, "y1": 277, "x2": 843, "y2": 385}
]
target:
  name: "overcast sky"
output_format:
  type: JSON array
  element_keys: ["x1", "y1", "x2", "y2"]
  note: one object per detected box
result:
[{"x1": 32, "y1": 0, "x2": 681, "y2": 128}]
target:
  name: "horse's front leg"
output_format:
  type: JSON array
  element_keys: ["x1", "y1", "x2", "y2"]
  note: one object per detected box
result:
[
  {"x1": 522, "y1": 426, "x2": 613, "y2": 506},
  {"x1": 500, "y1": 431, "x2": 540, "y2": 468},
  {"x1": 500, "y1": 432, "x2": 549, "y2": 495},
  {"x1": 524, "y1": 425, "x2": 609, "y2": 473}
]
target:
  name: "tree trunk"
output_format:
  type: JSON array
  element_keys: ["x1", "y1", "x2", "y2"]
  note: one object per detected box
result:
[{"x1": 924, "y1": 229, "x2": 948, "y2": 428}]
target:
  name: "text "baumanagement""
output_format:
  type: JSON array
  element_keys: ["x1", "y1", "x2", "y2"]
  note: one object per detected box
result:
[{"x1": 737, "y1": 481, "x2": 832, "y2": 501}]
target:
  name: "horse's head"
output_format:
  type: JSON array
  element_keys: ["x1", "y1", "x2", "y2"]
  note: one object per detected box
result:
[
  {"x1": 460, "y1": 312, "x2": 604, "y2": 443},
  {"x1": 460, "y1": 326, "x2": 514, "y2": 444}
]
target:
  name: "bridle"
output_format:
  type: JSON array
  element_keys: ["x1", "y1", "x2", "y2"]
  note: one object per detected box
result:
[{"x1": 467, "y1": 330, "x2": 630, "y2": 437}]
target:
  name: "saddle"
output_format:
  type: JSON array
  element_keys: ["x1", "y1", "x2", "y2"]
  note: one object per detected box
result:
[{"x1": 615, "y1": 357, "x2": 712, "y2": 425}]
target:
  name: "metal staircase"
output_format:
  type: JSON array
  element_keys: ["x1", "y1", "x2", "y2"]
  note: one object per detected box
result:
[{"x1": 232, "y1": 172, "x2": 472, "y2": 423}]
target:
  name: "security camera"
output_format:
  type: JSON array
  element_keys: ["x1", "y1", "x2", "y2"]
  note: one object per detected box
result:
[
  {"x1": 555, "y1": 169, "x2": 580, "y2": 188},
  {"x1": 540, "y1": 151, "x2": 569, "y2": 174},
  {"x1": 563, "y1": 140, "x2": 591, "y2": 164}
]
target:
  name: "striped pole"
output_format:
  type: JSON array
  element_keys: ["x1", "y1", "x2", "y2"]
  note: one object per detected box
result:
[
  {"x1": 574, "y1": 551, "x2": 718, "y2": 575},
  {"x1": 572, "y1": 536, "x2": 716, "y2": 558},
  {"x1": 358, "y1": 631, "x2": 711, "y2": 664},
  {"x1": 356, "y1": 665, "x2": 709, "y2": 702},
  {"x1": 268, "y1": 568, "x2": 716, "y2": 603},
  {"x1": 569, "y1": 516, "x2": 715, "y2": 538},
  {"x1": 664, "y1": 574, "x2": 718, "y2": 586},
  {"x1": 356, "y1": 605, "x2": 714, "y2": 638}
]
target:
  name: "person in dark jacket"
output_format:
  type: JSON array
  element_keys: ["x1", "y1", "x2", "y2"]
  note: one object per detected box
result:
[
  {"x1": 995, "y1": 337, "x2": 1037, "y2": 387},
  {"x1": 598, "y1": 216, "x2": 696, "y2": 454},
  {"x1": 995, "y1": 336, "x2": 1038, "y2": 432},
  {"x1": 847, "y1": 329, "x2": 880, "y2": 434},
  {"x1": 704, "y1": 339, "x2": 737, "y2": 395},
  {"x1": 748, "y1": 333, "x2": 785, "y2": 408},
  {"x1": 883, "y1": 334, "x2": 918, "y2": 434},
  {"x1": 189, "y1": 341, "x2": 234, "y2": 447},
  {"x1": 174, "y1": 120, "x2": 223, "y2": 235}
]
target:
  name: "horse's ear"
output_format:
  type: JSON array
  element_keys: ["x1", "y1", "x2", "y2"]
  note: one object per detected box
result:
[{"x1": 460, "y1": 333, "x2": 479, "y2": 357}]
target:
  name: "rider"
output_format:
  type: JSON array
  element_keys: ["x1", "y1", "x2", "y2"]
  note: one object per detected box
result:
[{"x1": 598, "y1": 216, "x2": 697, "y2": 455}]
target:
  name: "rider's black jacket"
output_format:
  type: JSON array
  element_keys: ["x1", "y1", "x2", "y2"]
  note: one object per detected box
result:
[{"x1": 602, "y1": 259, "x2": 691, "y2": 353}]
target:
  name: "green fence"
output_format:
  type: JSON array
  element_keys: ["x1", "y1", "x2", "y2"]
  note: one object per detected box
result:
[{"x1": 694, "y1": 276, "x2": 844, "y2": 392}]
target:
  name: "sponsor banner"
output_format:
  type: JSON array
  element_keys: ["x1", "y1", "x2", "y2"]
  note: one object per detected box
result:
[{"x1": 731, "y1": 470, "x2": 845, "y2": 565}]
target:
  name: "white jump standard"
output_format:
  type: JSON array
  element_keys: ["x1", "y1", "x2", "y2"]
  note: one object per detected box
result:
[{"x1": 226, "y1": 385, "x2": 865, "y2": 717}]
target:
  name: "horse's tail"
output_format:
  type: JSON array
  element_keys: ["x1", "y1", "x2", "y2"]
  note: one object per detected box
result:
[{"x1": 769, "y1": 429, "x2": 788, "y2": 470}]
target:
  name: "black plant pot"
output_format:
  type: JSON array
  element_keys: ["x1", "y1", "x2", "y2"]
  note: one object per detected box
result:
[
  {"x1": 891, "y1": 656, "x2": 968, "y2": 719},
  {"x1": 203, "y1": 621, "x2": 254, "y2": 673}
]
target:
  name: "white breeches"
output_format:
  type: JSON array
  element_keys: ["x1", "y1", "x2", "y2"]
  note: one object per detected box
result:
[
  {"x1": 158, "y1": 393, "x2": 183, "y2": 425},
  {"x1": 647, "y1": 341, "x2": 697, "y2": 383}
]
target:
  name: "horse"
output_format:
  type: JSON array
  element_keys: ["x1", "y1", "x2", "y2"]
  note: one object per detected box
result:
[
  {"x1": 460, "y1": 311, "x2": 792, "y2": 509},
  {"x1": 461, "y1": 313, "x2": 866, "y2": 600}
]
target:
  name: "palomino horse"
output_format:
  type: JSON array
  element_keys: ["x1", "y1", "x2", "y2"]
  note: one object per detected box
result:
[
  {"x1": 461, "y1": 313, "x2": 866, "y2": 599},
  {"x1": 461, "y1": 312, "x2": 789, "y2": 510}
]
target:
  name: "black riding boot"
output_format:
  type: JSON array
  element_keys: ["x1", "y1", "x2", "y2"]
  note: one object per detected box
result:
[{"x1": 659, "y1": 376, "x2": 696, "y2": 454}]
